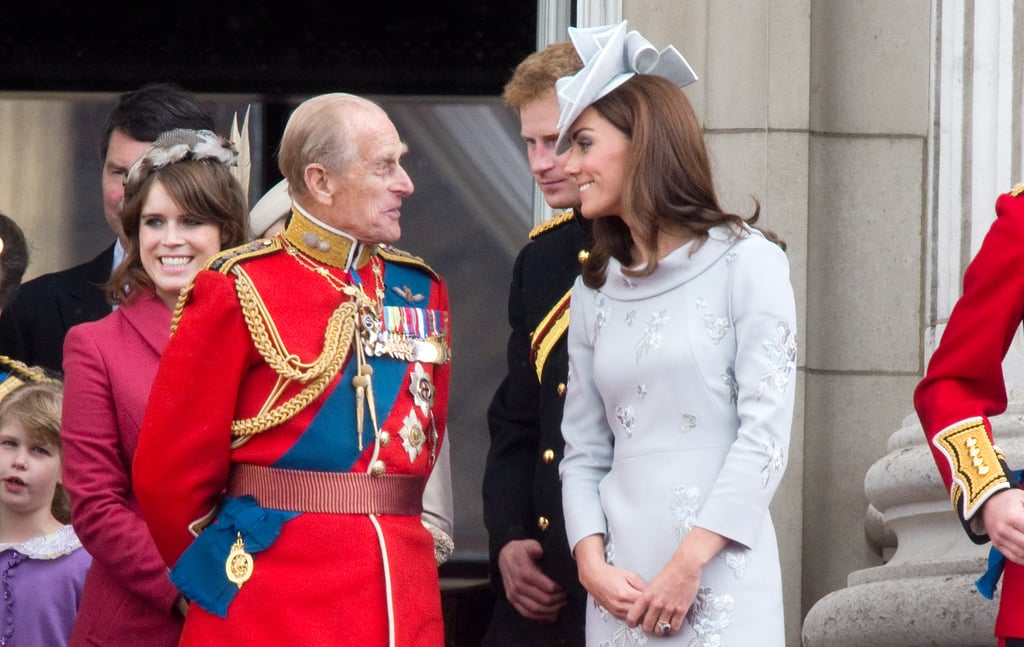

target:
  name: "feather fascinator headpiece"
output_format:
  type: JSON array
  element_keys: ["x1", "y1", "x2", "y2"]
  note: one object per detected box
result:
[
  {"x1": 555, "y1": 21, "x2": 698, "y2": 154},
  {"x1": 122, "y1": 128, "x2": 239, "y2": 206}
]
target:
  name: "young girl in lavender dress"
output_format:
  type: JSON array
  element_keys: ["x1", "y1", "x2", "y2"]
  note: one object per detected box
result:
[{"x1": 0, "y1": 363, "x2": 91, "y2": 647}]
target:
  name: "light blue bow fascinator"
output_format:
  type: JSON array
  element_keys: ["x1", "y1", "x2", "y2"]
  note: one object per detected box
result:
[{"x1": 555, "y1": 21, "x2": 698, "y2": 154}]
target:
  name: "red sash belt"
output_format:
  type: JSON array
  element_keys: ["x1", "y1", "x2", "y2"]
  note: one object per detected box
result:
[{"x1": 227, "y1": 464, "x2": 425, "y2": 516}]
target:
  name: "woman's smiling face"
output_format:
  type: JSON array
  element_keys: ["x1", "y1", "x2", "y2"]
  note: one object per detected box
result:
[
  {"x1": 565, "y1": 106, "x2": 631, "y2": 220},
  {"x1": 138, "y1": 181, "x2": 225, "y2": 308}
]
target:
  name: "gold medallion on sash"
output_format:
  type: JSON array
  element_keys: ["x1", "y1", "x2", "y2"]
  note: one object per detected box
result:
[{"x1": 226, "y1": 532, "x2": 254, "y2": 588}]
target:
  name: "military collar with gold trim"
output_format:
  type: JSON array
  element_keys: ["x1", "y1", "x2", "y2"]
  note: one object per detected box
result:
[{"x1": 283, "y1": 206, "x2": 376, "y2": 272}]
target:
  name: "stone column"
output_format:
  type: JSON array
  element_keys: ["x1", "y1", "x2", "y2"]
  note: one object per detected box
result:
[
  {"x1": 801, "y1": 409, "x2": 1024, "y2": 645},
  {"x1": 804, "y1": 2, "x2": 1024, "y2": 644}
]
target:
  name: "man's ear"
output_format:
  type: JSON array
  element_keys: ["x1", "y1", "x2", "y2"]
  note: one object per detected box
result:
[{"x1": 303, "y1": 164, "x2": 333, "y2": 205}]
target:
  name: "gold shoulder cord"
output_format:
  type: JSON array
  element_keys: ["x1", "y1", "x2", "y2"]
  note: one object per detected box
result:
[
  {"x1": 169, "y1": 280, "x2": 196, "y2": 336},
  {"x1": 229, "y1": 265, "x2": 357, "y2": 439}
]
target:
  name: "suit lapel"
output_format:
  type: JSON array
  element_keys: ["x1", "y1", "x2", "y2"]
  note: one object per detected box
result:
[
  {"x1": 119, "y1": 290, "x2": 173, "y2": 356},
  {"x1": 59, "y1": 244, "x2": 116, "y2": 328}
]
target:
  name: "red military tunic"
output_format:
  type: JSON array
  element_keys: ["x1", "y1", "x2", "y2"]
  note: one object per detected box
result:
[
  {"x1": 134, "y1": 209, "x2": 451, "y2": 646},
  {"x1": 914, "y1": 186, "x2": 1024, "y2": 641}
]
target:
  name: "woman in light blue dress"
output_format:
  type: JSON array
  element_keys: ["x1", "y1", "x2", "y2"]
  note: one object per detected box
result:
[{"x1": 555, "y1": 22, "x2": 797, "y2": 647}]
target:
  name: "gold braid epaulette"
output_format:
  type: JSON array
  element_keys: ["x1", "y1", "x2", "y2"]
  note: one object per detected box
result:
[
  {"x1": 377, "y1": 245, "x2": 439, "y2": 280},
  {"x1": 168, "y1": 239, "x2": 282, "y2": 337},
  {"x1": 1010, "y1": 183, "x2": 1024, "y2": 197},
  {"x1": 208, "y1": 238, "x2": 282, "y2": 274},
  {"x1": 529, "y1": 210, "x2": 575, "y2": 239},
  {"x1": 0, "y1": 355, "x2": 59, "y2": 402},
  {"x1": 228, "y1": 265, "x2": 357, "y2": 439}
]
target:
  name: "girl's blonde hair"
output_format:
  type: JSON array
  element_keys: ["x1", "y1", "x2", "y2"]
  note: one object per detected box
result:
[{"x1": 0, "y1": 381, "x2": 67, "y2": 523}]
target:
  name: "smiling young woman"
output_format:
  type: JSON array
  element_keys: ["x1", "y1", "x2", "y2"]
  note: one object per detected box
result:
[
  {"x1": 554, "y1": 23, "x2": 795, "y2": 646},
  {"x1": 60, "y1": 129, "x2": 249, "y2": 647}
]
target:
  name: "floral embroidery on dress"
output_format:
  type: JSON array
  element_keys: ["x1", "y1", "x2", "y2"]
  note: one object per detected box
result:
[
  {"x1": 409, "y1": 362, "x2": 434, "y2": 416},
  {"x1": 725, "y1": 250, "x2": 738, "y2": 263},
  {"x1": 595, "y1": 293, "x2": 609, "y2": 339},
  {"x1": 616, "y1": 405, "x2": 636, "y2": 437},
  {"x1": 760, "y1": 437, "x2": 785, "y2": 488},
  {"x1": 621, "y1": 276, "x2": 638, "y2": 288},
  {"x1": 604, "y1": 534, "x2": 617, "y2": 565},
  {"x1": 626, "y1": 310, "x2": 637, "y2": 326},
  {"x1": 721, "y1": 368, "x2": 739, "y2": 404},
  {"x1": 756, "y1": 321, "x2": 796, "y2": 399},
  {"x1": 686, "y1": 587, "x2": 734, "y2": 646},
  {"x1": 680, "y1": 413, "x2": 697, "y2": 432},
  {"x1": 637, "y1": 384, "x2": 648, "y2": 400},
  {"x1": 399, "y1": 408, "x2": 426, "y2": 462},
  {"x1": 636, "y1": 310, "x2": 669, "y2": 362},
  {"x1": 703, "y1": 312, "x2": 731, "y2": 344},
  {"x1": 599, "y1": 623, "x2": 649, "y2": 647},
  {"x1": 696, "y1": 297, "x2": 708, "y2": 310},
  {"x1": 720, "y1": 546, "x2": 747, "y2": 578},
  {"x1": 671, "y1": 485, "x2": 701, "y2": 542}
]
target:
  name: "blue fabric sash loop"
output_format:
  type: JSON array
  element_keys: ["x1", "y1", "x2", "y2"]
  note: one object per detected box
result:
[
  {"x1": 169, "y1": 495, "x2": 299, "y2": 617},
  {"x1": 977, "y1": 545, "x2": 1004, "y2": 600},
  {"x1": 976, "y1": 470, "x2": 1024, "y2": 599}
]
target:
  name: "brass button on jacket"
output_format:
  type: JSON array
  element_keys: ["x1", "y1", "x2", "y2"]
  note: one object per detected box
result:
[
  {"x1": 371, "y1": 460, "x2": 386, "y2": 477},
  {"x1": 557, "y1": 382, "x2": 567, "y2": 397},
  {"x1": 542, "y1": 449, "x2": 556, "y2": 464},
  {"x1": 577, "y1": 249, "x2": 590, "y2": 264},
  {"x1": 537, "y1": 516, "x2": 550, "y2": 532}
]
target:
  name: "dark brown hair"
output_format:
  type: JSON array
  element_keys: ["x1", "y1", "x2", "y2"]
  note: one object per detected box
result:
[
  {"x1": 580, "y1": 74, "x2": 784, "y2": 288},
  {"x1": 99, "y1": 83, "x2": 214, "y2": 163},
  {"x1": 0, "y1": 213, "x2": 28, "y2": 310},
  {"x1": 106, "y1": 159, "x2": 248, "y2": 304}
]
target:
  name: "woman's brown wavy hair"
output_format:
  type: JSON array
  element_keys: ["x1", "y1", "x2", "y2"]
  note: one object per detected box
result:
[
  {"x1": 579, "y1": 74, "x2": 784, "y2": 289},
  {"x1": 106, "y1": 159, "x2": 249, "y2": 305}
]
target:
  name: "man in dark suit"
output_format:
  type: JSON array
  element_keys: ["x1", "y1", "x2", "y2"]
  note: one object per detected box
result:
[
  {"x1": 0, "y1": 83, "x2": 215, "y2": 373},
  {"x1": 481, "y1": 43, "x2": 590, "y2": 647}
]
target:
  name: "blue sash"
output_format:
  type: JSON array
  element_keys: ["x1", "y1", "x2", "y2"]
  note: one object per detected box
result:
[{"x1": 170, "y1": 496, "x2": 298, "y2": 617}]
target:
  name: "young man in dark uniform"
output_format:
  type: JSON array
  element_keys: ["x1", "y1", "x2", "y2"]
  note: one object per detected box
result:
[{"x1": 481, "y1": 42, "x2": 590, "y2": 647}]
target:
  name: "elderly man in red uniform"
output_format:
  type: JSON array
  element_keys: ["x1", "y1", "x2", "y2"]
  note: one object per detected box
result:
[
  {"x1": 133, "y1": 93, "x2": 453, "y2": 647},
  {"x1": 915, "y1": 184, "x2": 1024, "y2": 647}
]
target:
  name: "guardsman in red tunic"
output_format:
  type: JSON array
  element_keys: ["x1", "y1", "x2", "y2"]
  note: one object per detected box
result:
[
  {"x1": 133, "y1": 93, "x2": 452, "y2": 647},
  {"x1": 915, "y1": 184, "x2": 1024, "y2": 647}
]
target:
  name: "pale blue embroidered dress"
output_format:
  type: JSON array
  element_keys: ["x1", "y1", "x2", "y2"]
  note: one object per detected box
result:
[{"x1": 560, "y1": 225, "x2": 796, "y2": 647}]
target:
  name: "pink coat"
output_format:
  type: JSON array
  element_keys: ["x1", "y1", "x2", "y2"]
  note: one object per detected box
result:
[{"x1": 61, "y1": 289, "x2": 183, "y2": 647}]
